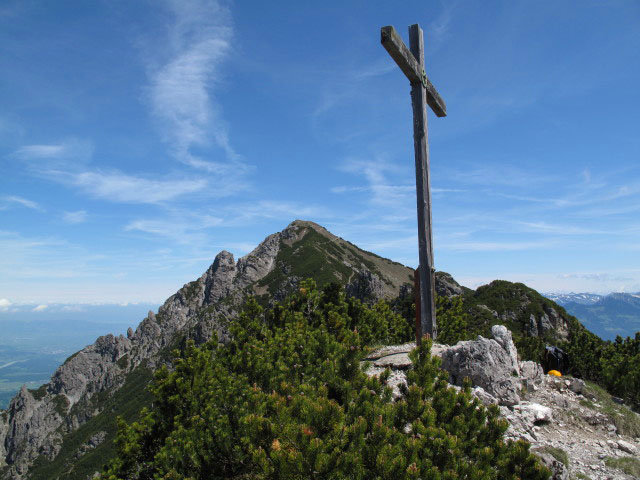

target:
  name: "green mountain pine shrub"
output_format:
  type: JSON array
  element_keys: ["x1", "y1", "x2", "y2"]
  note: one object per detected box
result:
[{"x1": 100, "y1": 281, "x2": 549, "y2": 480}]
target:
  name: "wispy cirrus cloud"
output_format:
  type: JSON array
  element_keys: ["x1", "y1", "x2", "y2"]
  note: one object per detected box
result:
[
  {"x1": 337, "y1": 156, "x2": 414, "y2": 209},
  {"x1": 558, "y1": 272, "x2": 634, "y2": 283},
  {"x1": 147, "y1": 0, "x2": 247, "y2": 178},
  {"x1": 124, "y1": 213, "x2": 223, "y2": 245},
  {"x1": 70, "y1": 170, "x2": 207, "y2": 204},
  {"x1": 14, "y1": 140, "x2": 210, "y2": 205},
  {"x1": 1, "y1": 195, "x2": 42, "y2": 211},
  {"x1": 517, "y1": 221, "x2": 608, "y2": 235},
  {"x1": 62, "y1": 210, "x2": 88, "y2": 224},
  {"x1": 427, "y1": 1, "x2": 458, "y2": 54},
  {"x1": 233, "y1": 200, "x2": 332, "y2": 222},
  {"x1": 439, "y1": 240, "x2": 555, "y2": 252},
  {"x1": 13, "y1": 138, "x2": 94, "y2": 166}
]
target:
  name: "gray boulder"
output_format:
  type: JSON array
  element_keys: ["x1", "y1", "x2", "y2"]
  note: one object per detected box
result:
[
  {"x1": 440, "y1": 325, "x2": 521, "y2": 406},
  {"x1": 520, "y1": 360, "x2": 544, "y2": 380}
]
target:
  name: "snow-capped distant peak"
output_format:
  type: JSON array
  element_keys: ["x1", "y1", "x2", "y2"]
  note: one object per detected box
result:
[{"x1": 543, "y1": 292, "x2": 603, "y2": 306}]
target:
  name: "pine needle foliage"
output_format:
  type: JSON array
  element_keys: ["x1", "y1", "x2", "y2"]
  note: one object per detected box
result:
[{"x1": 100, "y1": 281, "x2": 549, "y2": 480}]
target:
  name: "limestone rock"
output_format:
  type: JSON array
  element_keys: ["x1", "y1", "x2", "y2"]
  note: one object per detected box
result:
[
  {"x1": 491, "y1": 325, "x2": 520, "y2": 376},
  {"x1": 372, "y1": 352, "x2": 412, "y2": 370},
  {"x1": 617, "y1": 439, "x2": 637, "y2": 454},
  {"x1": 566, "y1": 377, "x2": 586, "y2": 395},
  {"x1": 513, "y1": 402, "x2": 553, "y2": 427},
  {"x1": 0, "y1": 412, "x2": 7, "y2": 468},
  {"x1": 520, "y1": 360, "x2": 544, "y2": 380},
  {"x1": 347, "y1": 270, "x2": 385, "y2": 303},
  {"x1": 534, "y1": 450, "x2": 569, "y2": 480},
  {"x1": 434, "y1": 271, "x2": 464, "y2": 298},
  {"x1": 475, "y1": 304, "x2": 498, "y2": 318},
  {"x1": 471, "y1": 386, "x2": 498, "y2": 406},
  {"x1": 440, "y1": 326, "x2": 521, "y2": 406}
]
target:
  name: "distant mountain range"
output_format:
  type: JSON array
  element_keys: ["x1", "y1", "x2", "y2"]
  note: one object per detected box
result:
[
  {"x1": 544, "y1": 292, "x2": 640, "y2": 340},
  {"x1": 543, "y1": 292, "x2": 604, "y2": 305}
]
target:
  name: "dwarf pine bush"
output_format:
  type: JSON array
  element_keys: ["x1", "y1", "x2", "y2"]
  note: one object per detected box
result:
[{"x1": 100, "y1": 281, "x2": 549, "y2": 480}]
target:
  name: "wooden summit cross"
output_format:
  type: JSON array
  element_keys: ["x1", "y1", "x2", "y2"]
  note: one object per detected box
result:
[{"x1": 381, "y1": 24, "x2": 447, "y2": 343}]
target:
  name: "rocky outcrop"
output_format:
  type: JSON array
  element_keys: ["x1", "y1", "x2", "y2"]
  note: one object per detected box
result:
[
  {"x1": 346, "y1": 270, "x2": 385, "y2": 302},
  {"x1": 0, "y1": 232, "x2": 284, "y2": 478},
  {"x1": 366, "y1": 328, "x2": 640, "y2": 480},
  {"x1": 0, "y1": 412, "x2": 7, "y2": 468},
  {"x1": 435, "y1": 271, "x2": 464, "y2": 298},
  {"x1": 50, "y1": 334, "x2": 131, "y2": 405},
  {"x1": 533, "y1": 449, "x2": 569, "y2": 480},
  {"x1": 440, "y1": 325, "x2": 521, "y2": 406},
  {"x1": 526, "y1": 305, "x2": 569, "y2": 340}
]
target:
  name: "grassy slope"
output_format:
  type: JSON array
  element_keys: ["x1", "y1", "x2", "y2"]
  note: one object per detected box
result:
[{"x1": 255, "y1": 225, "x2": 413, "y2": 300}]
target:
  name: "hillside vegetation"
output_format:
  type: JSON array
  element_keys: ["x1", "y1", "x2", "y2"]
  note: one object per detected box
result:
[
  {"x1": 423, "y1": 279, "x2": 640, "y2": 411},
  {"x1": 100, "y1": 281, "x2": 548, "y2": 480}
]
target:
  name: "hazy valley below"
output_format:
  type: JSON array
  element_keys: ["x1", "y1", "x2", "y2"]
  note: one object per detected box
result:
[{"x1": 0, "y1": 304, "x2": 158, "y2": 408}]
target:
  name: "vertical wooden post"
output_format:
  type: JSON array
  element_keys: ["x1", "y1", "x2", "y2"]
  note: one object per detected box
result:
[
  {"x1": 413, "y1": 268, "x2": 422, "y2": 345},
  {"x1": 409, "y1": 24, "x2": 437, "y2": 340}
]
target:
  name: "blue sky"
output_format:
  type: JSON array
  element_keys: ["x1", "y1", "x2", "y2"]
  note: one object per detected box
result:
[{"x1": 1, "y1": 0, "x2": 640, "y2": 306}]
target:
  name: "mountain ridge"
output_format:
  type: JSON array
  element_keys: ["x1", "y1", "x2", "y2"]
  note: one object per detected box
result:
[
  {"x1": 0, "y1": 220, "x2": 418, "y2": 479},
  {"x1": 0, "y1": 220, "x2": 603, "y2": 479}
]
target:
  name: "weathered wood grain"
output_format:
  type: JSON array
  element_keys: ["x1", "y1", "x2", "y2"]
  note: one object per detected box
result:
[
  {"x1": 408, "y1": 23, "x2": 437, "y2": 341},
  {"x1": 380, "y1": 25, "x2": 447, "y2": 117}
]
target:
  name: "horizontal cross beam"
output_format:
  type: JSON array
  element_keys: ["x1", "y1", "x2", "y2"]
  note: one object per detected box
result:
[{"x1": 381, "y1": 25, "x2": 447, "y2": 117}]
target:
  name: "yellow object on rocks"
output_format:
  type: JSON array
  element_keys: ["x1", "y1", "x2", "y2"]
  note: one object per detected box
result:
[{"x1": 547, "y1": 370, "x2": 562, "y2": 377}]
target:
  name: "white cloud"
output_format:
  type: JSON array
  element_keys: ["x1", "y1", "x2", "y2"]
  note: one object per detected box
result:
[
  {"x1": 1, "y1": 195, "x2": 42, "y2": 211},
  {"x1": 14, "y1": 139, "x2": 209, "y2": 204},
  {"x1": 13, "y1": 138, "x2": 93, "y2": 165},
  {"x1": 149, "y1": 0, "x2": 240, "y2": 166},
  {"x1": 427, "y1": 1, "x2": 458, "y2": 53},
  {"x1": 63, "y1": 210, "x2": 88, "y2": 224},
  {"x1": 14, "y1": 144, "x2": 67, "y2": 159},
  {"x1": 338, "y1": 156, "x2": 414, "y2": 210},
  {"x1": 558, "y1": 273, "x2": 634, "y2": 283},
  {"x1": 32, "y1": 304, "x2": 48, "y2": 312},
  {"x1": 0, "y1": 298, "x2": 11, "y2": 310},
  {"x1": 440, "y1": 240, "x2": 554, "y2": 252},
  {"x1": 123, "y1": 210, "x2": 227, "y2": 248},
  {"x1": 70, "y1": 170, "x2": 207, "y2": 204},
  {"x1": 232, "y1": 200, "x2": 332, "y2": 222},
  {"x1": 518, "y1": 222, "x2": 608, "y2": 235}
]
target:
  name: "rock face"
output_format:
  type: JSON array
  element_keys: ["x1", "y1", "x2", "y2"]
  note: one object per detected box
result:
[
  {"x1": 527, "y1": 306, "x2": 569, "y2": 340},
  {"x1": 434, "y1": 271, "x2": 464, "y2": 298},
  {"x1": 440, "y1": 325, "x2": 521, "y2": 406},
  {"x1": 346, "y1": 270, "x2": 385, "y2": 302},
  {"x1": 0, "y1": 220, "x2": 416, "y2": 479}
]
